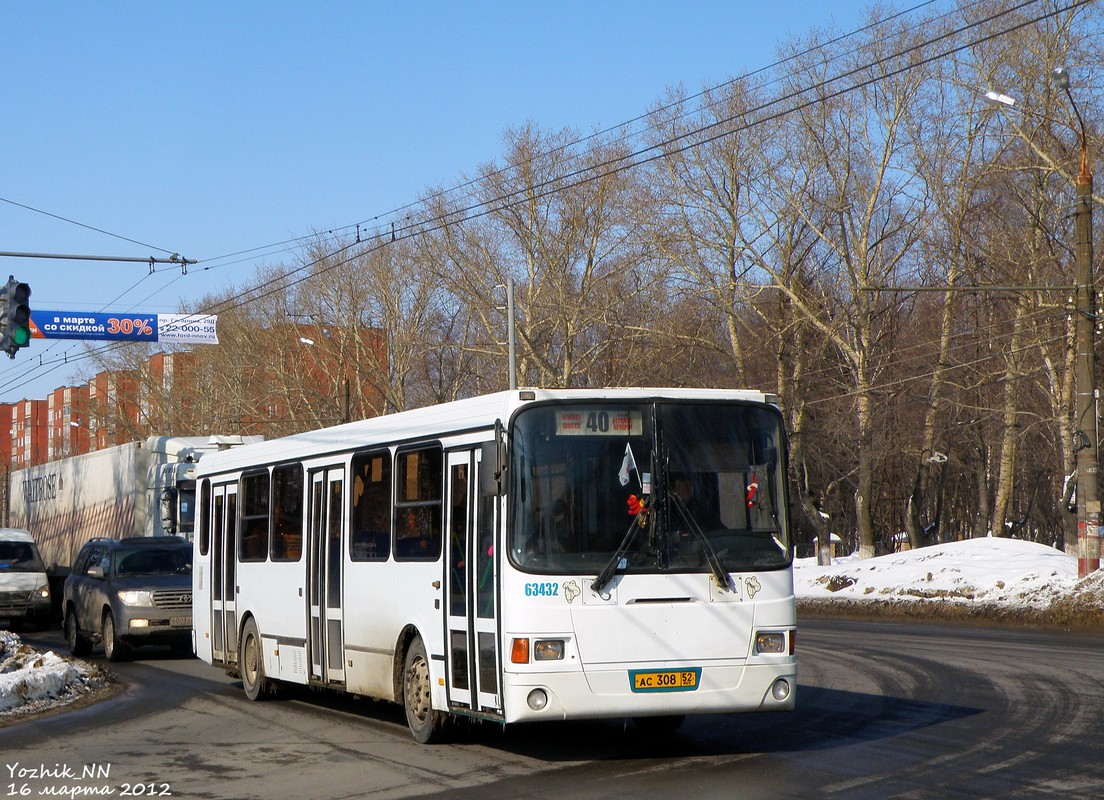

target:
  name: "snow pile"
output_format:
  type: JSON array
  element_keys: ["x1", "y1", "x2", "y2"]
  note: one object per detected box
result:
[
  {"x1": 0, "y1": 631, "x2": 111, "y2": 717},
  {"x1": 796, "y1": 537, "x2": 1076, "y2": 606},
  {"x1": 796, "y1": 536, "x2": 1104, "y2": 626}
]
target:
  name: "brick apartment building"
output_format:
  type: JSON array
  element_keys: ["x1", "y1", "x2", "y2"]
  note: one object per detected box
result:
[{"x1": 3, "y1": 324, "x2": 386, "y2": 470}]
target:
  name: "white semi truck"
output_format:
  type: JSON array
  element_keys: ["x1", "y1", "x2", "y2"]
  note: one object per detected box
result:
[{"x1": 8, "y1": 435, "x2": 261, "y2": 610}]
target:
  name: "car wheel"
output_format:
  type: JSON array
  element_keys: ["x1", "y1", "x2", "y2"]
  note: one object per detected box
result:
[
  {"x1": 65, "y1": 610, "x2": 92, "y2": 657},
  {"x1": 102, "y1": 612, "x2": 130, "y2": 662},
  {"x1": 240, "y1": 618, "x2": 273, "y2": 700},
  {"x1": 403, "y1": 636, "x2": 447, "y2": 744}
]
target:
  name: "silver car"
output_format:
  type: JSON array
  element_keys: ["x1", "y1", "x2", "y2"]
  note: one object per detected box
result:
[{"x1": 63, "y1": 537, "x2": 193, "y2": 661}]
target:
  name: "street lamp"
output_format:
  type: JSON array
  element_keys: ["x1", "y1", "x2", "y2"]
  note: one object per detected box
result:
[{"x1": 986, "y1": 70, "x2": 1098, "y2": 576}]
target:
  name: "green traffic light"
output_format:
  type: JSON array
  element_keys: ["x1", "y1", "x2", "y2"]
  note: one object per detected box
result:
[{"x1": 2, "y1": 275, "x2": 32, "y2": 356}]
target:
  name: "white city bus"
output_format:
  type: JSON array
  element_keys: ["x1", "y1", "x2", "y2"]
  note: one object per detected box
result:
[{"x1": 192, "y1": 388, "x2": 796, "y2": 742}]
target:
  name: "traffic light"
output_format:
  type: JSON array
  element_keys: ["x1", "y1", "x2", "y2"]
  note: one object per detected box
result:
[{"x1": 0, "y1": 276, "x2": 32, "y2": 358}]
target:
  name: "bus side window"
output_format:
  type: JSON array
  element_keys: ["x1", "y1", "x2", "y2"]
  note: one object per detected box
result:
[
  {"x1": 351, "y1": 450, "x2": 392, "y2": 561},
  {"x1": 271, "y1": 463, "x2": 304, "y2": 561},
  {"x1": 240, "y1": 470, "x2": 269, "y2": 562},
  {"x1": 394, "y1": 446, "x2": 442, "y2": 560}
]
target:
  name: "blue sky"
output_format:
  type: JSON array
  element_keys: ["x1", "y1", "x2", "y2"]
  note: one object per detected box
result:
[{"x1": 0, "y1": 0, "x2": 911, "y2": 403}]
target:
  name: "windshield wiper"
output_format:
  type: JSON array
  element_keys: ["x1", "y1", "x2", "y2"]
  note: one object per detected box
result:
[
  {"x1": 592, "y1": 503, "x2": 649, "y2": 593},
  {"x1": 670, "y1": 493, "x2": 734, "y2": 591}
]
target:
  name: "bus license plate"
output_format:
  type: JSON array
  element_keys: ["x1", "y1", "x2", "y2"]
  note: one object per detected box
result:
[
  {"x1": 629, "y1": 668, "x2": 701, "y2": 692},
  {"x1": 170, "y1": 616, "x2": 192, "y2": 627}
]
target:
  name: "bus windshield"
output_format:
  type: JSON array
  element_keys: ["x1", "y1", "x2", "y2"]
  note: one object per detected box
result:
[{"x1": 508, "y1": 401, "x2": 790, "y2": 576}]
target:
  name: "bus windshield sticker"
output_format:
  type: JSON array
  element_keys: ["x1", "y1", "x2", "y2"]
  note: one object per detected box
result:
[{"x1": 556, "y1": 409, "x2": 642, "y2": 437}]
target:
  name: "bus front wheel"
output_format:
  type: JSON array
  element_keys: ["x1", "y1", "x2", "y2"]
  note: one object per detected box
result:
[
  {"x1": 240, "y1": 618, "x2": 272, "y2": 701},
  {"x1": 403, "y1": 636, "x2": 446, "y2": 744}
]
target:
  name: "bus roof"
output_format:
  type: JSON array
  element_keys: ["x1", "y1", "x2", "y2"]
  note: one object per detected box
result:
[{"x1": 196, "y1": 387, "x2": 778, "y2": 477}]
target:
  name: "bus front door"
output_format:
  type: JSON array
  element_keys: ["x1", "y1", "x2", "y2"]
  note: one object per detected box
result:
[
  {"x1": 445, "y1": 449, "x2": 502, "y2": 718},
  {"x1": 308, "y1": 468, "x2": 346, "y2": 685},
  {"x1": 210, "y1": 482, "x2": 238, "y2": 665}
]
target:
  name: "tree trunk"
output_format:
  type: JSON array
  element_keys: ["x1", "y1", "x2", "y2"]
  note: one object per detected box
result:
[{"x1": 974, "y1": 445, "x2": 990, "y2": 539}]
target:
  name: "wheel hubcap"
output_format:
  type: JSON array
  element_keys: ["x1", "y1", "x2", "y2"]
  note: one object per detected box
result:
[
  {"x1": 406, "y1": 655, "x2": 431, "y2": 722},
  {"x1": 244, "y1": 636, "x2": 258, "y2": 685}
]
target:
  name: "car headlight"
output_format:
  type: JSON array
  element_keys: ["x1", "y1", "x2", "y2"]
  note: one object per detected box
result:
[
  {"x1": 118, "y1": 590, "x2": 154, "y2": 606},
  {"x1": 35, "y1": 584, "x2": 50, "y2": 600}
]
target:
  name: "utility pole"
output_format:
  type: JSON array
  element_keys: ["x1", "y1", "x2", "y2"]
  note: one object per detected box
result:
[
  {"x1": 988, "y1": 70, "x2": 1100, "y2": 575},
  {"x1": 1055, "y1": 67, "x2": 1101, "y2": 577},
  {"x1": 496, "y1": 277, "x2": 517, "y2": 390}
]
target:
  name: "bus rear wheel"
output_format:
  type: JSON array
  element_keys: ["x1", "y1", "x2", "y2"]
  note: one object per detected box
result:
[{"x1": 403, "y1": 636, "x2": 446, "y2": 743}]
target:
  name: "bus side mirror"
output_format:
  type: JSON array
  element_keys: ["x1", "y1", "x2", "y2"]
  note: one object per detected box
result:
[
  {"x1": 481, "y1": 420, "x2": 506, "y2": 497},
  {"x1": 160, "y1": 488, "x2": 179, "y2": 535}
]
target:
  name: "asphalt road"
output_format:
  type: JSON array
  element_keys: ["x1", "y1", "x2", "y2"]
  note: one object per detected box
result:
[{"x1": 3, "y1": 619, "x2": 1102, "y2": 799}]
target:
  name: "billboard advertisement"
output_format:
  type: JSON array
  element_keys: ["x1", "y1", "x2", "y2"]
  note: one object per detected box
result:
[{"x1": 29, "y1": 311, "x2": 218, "y2": 345}]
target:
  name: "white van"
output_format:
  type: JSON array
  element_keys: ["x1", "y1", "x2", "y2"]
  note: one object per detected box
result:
[{"x1": 0, "y1": 528, "x2": 52, "y2": 630}]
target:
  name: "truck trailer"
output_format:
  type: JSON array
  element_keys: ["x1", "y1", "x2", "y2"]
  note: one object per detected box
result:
[{"x1": 8, "y1": 435, "x2": 261, "y2": 610}]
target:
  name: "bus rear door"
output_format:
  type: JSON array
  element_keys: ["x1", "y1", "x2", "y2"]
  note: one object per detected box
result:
[{"x1": 445, "y1": 449, "x2": 502, "y2": 718}]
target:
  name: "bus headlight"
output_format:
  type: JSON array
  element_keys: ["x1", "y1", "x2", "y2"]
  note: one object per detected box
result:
[
  {"x1": 533, "y1": 640, "x2": 565, "y2": 661},
  {"x1": 755, "y1": 632, "x2": 786, "y2": 654}
]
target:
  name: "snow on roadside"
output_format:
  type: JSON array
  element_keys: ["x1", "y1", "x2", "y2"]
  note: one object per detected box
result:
[
  {"x1": 0, "y1": 630, "x2": 113, "y2": 718},
  {"x1": 795, "y1": 536, "x2": 1104, "y2": 626},
  {"x1": 796, "y1": 537, "x2": 1077, "y2": 607}
]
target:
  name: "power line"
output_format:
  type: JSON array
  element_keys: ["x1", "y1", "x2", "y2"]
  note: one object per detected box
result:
[
  {"x1": 194, "y1": 0, "x2": 957, "y2": 272},
  {"x1": 0, "y1": 197, "x2": 178, "y2": 255}
]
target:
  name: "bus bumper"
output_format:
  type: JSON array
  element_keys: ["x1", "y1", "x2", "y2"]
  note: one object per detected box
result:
[{"x1": 501, "y1": 661, "x2": 796, "y2": 724}]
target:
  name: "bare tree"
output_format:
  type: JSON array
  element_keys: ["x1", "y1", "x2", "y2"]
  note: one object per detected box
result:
[{"x1": 419, "y1": 124, "x2": 663, "y2": 390}]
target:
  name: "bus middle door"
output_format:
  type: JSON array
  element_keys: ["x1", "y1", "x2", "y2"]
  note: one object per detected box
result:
[
  {"x1": 308, "y1": 467, "x2": 346, "y2": 685},
  {"x1": 445, "y1": 449, "x2": 502, "y2": 718}
]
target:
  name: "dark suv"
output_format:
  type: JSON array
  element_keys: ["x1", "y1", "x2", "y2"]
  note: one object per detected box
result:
[{"x1": 63, "y1": 537, "x2": 193, "y2": 661}]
